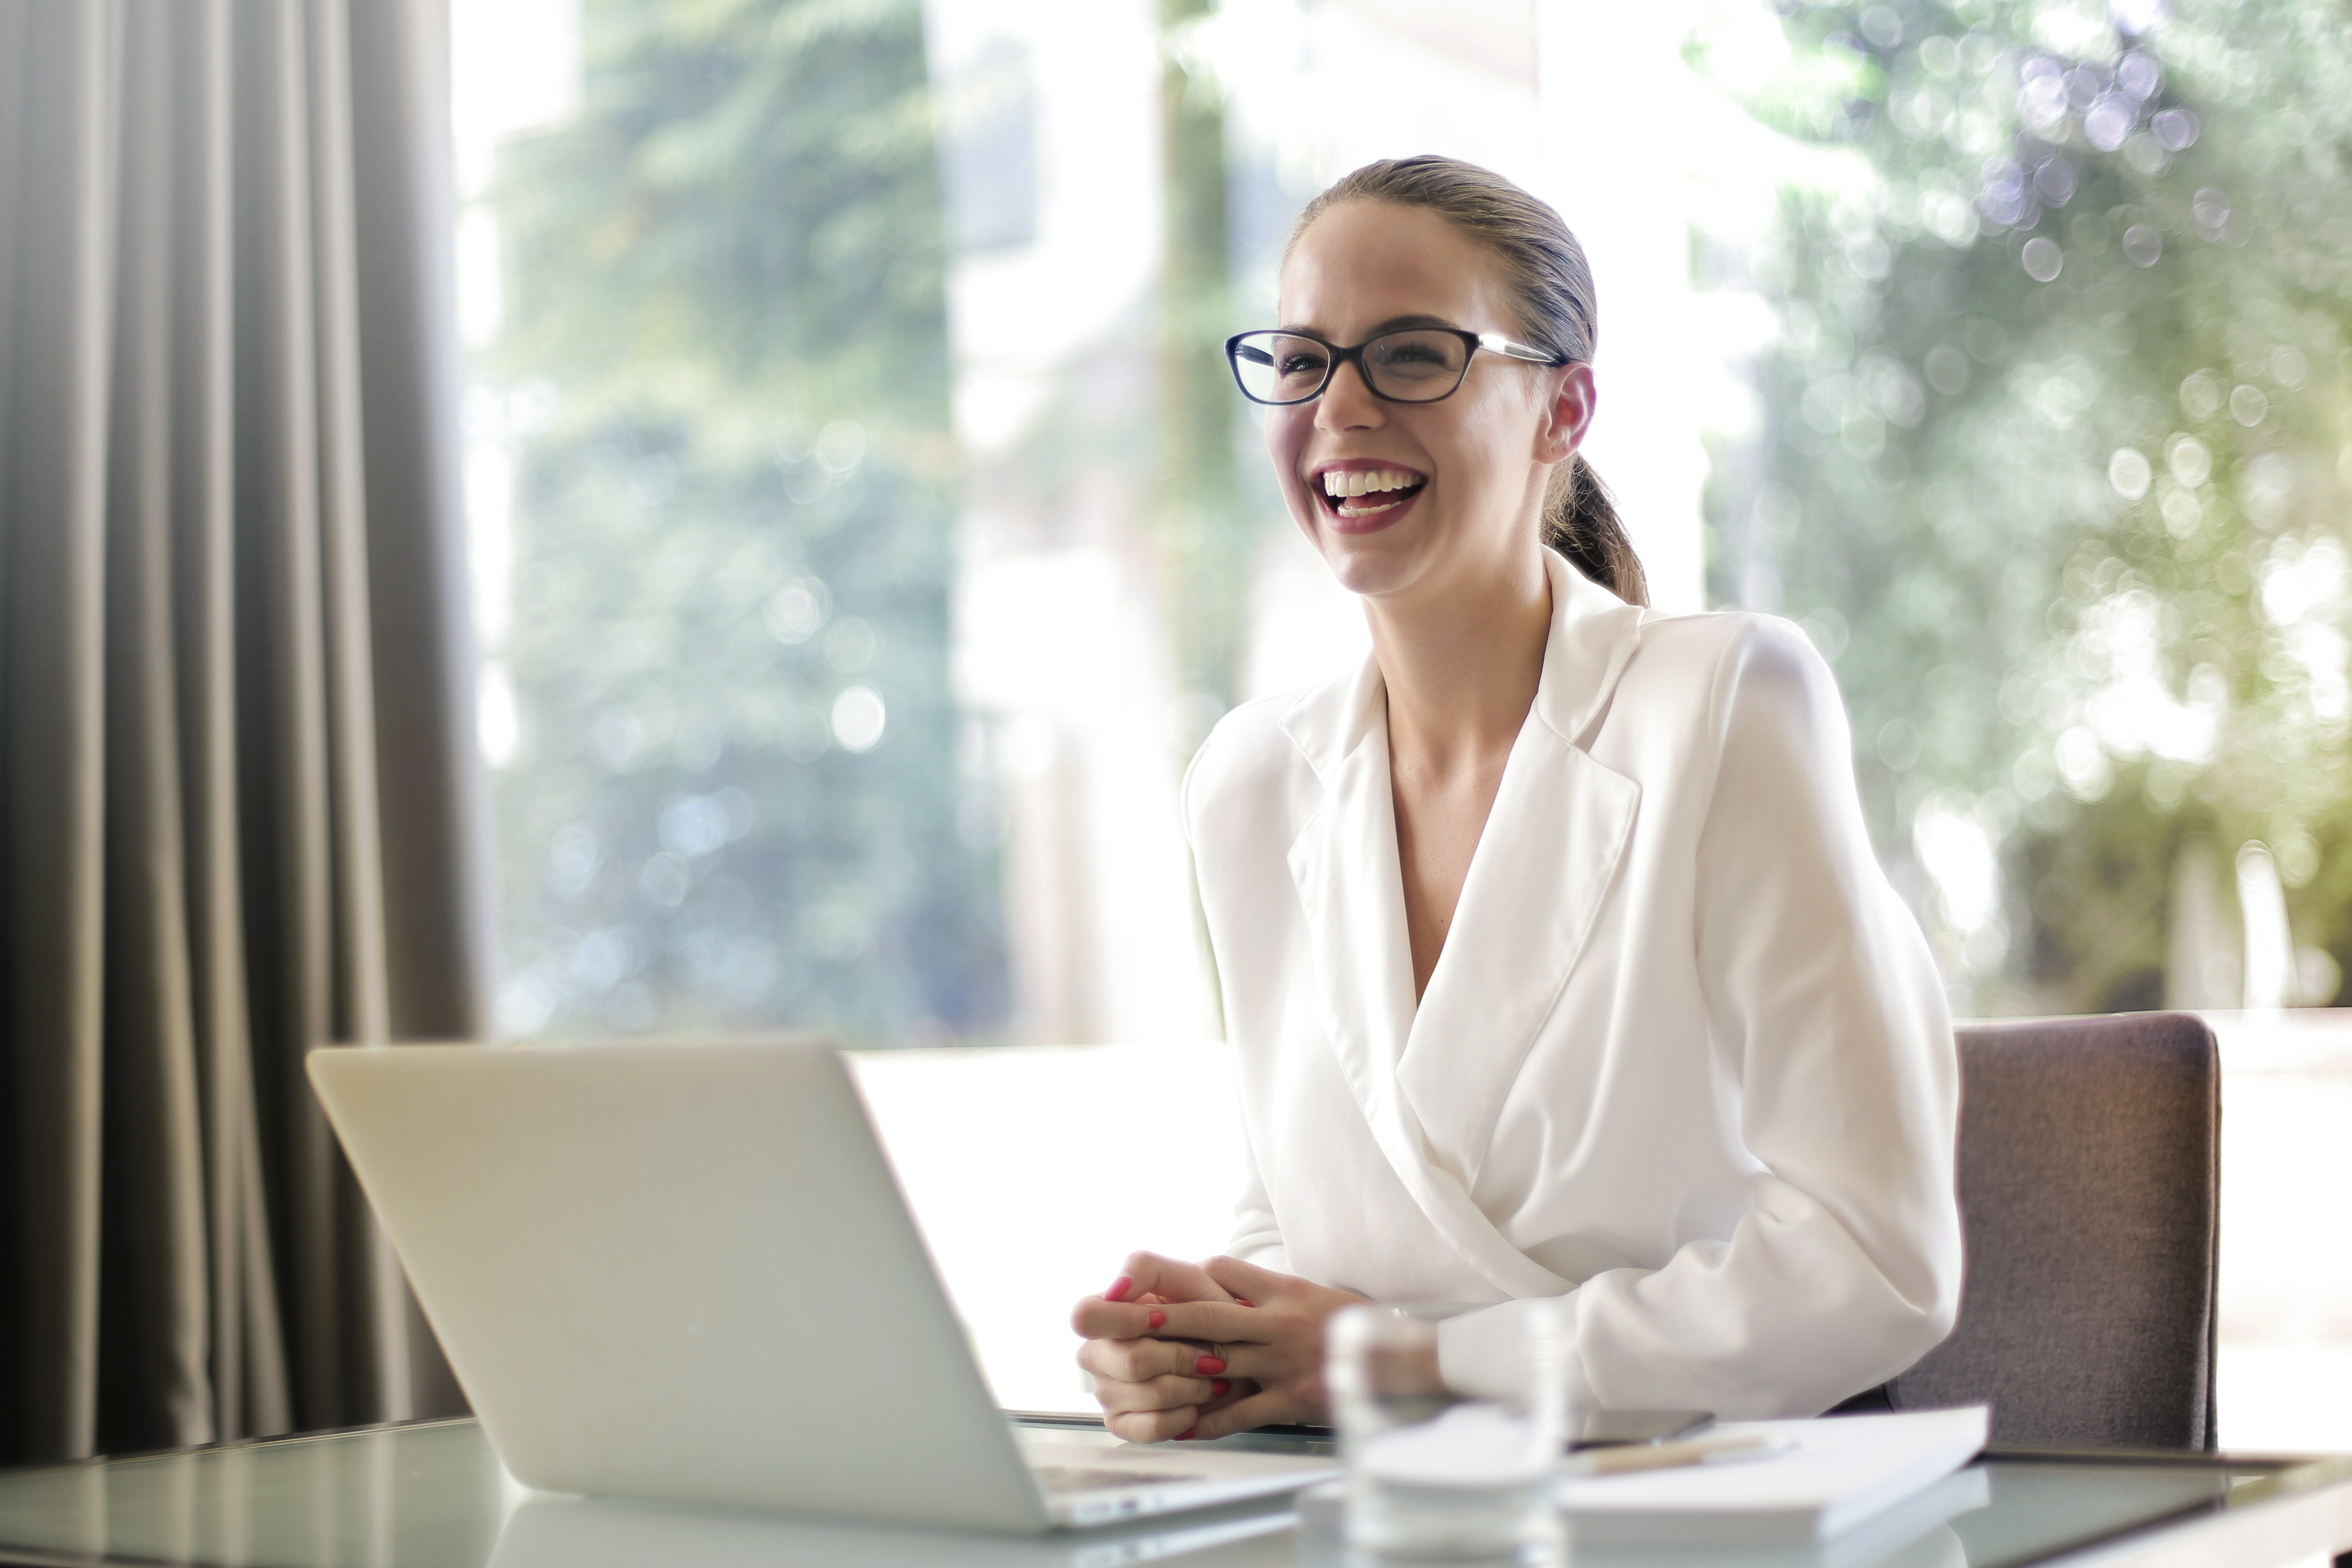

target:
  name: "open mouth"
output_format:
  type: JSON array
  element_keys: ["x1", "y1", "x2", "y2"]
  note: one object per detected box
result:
[{"x1": 1318, "y1": 467, "x2": 1427, "y2": 520}]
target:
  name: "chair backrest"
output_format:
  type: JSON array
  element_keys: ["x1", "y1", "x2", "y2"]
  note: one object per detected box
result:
[{"x1": 1886, "y1": 1013, "x2": 2220, "y2": 1450}]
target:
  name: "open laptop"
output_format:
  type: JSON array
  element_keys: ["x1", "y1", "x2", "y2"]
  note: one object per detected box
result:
[
  {"x1": 307, "y1": 1039, "x2": 1335, "y2": 1533},
  {"x1": 489, "y1": 1489, "x2": 1301, "y2": 1568}
]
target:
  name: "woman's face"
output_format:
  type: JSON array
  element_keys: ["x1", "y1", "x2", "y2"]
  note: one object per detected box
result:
[{"x1": 1267, "y1": 201, "x2": 1592, "y2": 605}]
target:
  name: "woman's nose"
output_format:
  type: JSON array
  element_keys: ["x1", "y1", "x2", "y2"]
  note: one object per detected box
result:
[{"x1": 1316, "y1": 359, "x2": 1384, "y2": 430}]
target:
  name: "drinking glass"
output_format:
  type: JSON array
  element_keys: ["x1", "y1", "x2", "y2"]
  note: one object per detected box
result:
[{"x1": 1325, "y1": 1302, "x2": 1568, "y2": 1562}]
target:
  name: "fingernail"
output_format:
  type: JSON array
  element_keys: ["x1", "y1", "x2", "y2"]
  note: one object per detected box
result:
[
  {"x1": 1195, "y1": 1355, "x2": 1227, "y2": 1375},
  {"x1": 1147, "y1": 1310, "x2": 1166, "y2": 1331},
  {"x1": 1174, "y1": 1427, "x2": 1198, "y2": 1441},
  {"x1": 1105, "y1": 1276, "x2": 1131, "y2": 1303},
  {"x1": 1233, "y1": 1297, "x2": 1255, "y2": 1308},
  {"x1": 1211, "y1": 1379, "x2": 1230, "y2": 1398}
]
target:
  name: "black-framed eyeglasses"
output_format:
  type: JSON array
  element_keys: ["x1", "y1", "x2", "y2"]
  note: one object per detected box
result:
[{"x1": 1223, "y1": 327, "x2": 1566, "y2": 406}]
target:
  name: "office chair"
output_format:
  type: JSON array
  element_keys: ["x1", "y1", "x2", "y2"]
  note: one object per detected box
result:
[{"x1": 1853, "y1": 1012, "x2": 2222, "y2": 1450}]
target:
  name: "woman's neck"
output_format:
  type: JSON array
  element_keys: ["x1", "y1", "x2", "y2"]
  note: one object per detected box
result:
[{"x1": 1367, "y1": 548, "x2": 1552, "y2": 770}]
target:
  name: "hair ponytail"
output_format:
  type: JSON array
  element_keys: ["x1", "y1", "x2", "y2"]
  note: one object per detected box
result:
[
  {"x1": 1287, "y1": 156, "x2": 1648, "y2": 607},
  {"x1": 1542, "y1": 454, "x2": 1647, "y2": 608}
]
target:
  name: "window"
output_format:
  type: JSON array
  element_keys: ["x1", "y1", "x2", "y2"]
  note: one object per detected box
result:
[
  {"x1": 458, "y1": 0, "x2": 999, "y2": 1043},
  {"x1": 451, "y1": 0, "x2": 2352, "y2": 1453}
]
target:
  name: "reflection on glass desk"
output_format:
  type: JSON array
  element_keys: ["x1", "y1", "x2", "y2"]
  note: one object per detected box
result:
[{"x1": 0, "y1": 1418, "x2": 2347, "y2": 1568}]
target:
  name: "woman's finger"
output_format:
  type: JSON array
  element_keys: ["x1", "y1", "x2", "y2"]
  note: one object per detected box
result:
[
  {"x1": 1104, "y1": 1252, "x2": 1236, "y2": 1307},
  {"x1": 1186, "y1": 1341, "x2": 1266, "y2": 1383},
  {"x1": 1105, "y1": 1404, "x2": 1198, "y2": 1444},
  {"x1": 1069, "y1": 1295, "x2": 1203, "y2": 1341},
  {"x1": 1072, "y1": 1252, "x2": 1236, "y2": 1339},
  {"x1": 1195, "y1": 1375, "x2": 1254, "y2": 1418},
  {"x1": 1201, "y1": 1254, "x2": 1292, "y2": 1302},
  {"x1": 1078, "y1": 1334, "x2": 1226, "y2": 1384},
  {"x1": 1091, "y1": 1371, "x2": 1220, "y2": 1415},
  {"x1": 1147, "y1": 1299, "x2": 1261, "y2": 1345},
  {"x1": 1070, "y1": 1288, "x2": 1190, "y2": 1339},
  {"x1": 1188, "y1": 1385, "x2": 1297, "y2": 1442}
]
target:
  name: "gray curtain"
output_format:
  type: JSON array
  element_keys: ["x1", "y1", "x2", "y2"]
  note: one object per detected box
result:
[{"x1": 0, "y1": 0, "x2": 488, "y2": 1465}]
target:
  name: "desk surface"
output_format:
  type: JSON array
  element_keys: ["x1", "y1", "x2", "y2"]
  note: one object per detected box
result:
[{"x1": 0, "y1": 1418, "x2": 2347, "y2": 1568}]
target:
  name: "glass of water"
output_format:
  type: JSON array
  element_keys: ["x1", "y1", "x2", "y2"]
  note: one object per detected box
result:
[{"x1": 1325, "y1": 1303, "x2": 1568, "y2": 1562}]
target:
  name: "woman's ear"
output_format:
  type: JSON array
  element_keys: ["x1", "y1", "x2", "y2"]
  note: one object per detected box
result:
[{"x1": 1534, "y1": 362, "x2": 1597, "y2": 464}]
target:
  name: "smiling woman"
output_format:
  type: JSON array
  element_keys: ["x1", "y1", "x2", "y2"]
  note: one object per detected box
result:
[
  {"x1": 1236, "y1": 160, "x2": 1648, "y2": 612},
  {"x1": 1068, "y1": 156, "x2": 1962, "y2": 1443}
]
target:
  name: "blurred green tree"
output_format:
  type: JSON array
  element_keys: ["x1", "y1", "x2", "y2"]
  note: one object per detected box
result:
[
  {"x1": 1698, "y1": 0, "x2": 2352, "y2": 1013},
  {"x1": 1158, "y1": 0, "x2": 1255, "y2": 727},
  {"x1": 483, "y1": 0, "x2": 1006, "y2": 1043}
]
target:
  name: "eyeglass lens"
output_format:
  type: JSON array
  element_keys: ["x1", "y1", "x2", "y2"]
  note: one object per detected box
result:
[{"x1": 1229, "y1": 331, "x2": 1472, "y2": 405}]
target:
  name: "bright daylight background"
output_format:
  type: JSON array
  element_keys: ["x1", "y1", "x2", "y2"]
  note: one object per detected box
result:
[{"x1": 450, "y1": 0, "x2": 2352, "y2": 1442}]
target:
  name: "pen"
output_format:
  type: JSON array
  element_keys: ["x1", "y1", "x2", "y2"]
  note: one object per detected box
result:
[{"x1": 1561, "y1": 1434, "x2": 1793, "y2": 1477}]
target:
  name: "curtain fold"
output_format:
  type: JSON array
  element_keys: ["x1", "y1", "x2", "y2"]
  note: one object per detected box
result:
[
  {"x1": 0, "y1": 0, "x2": 485, "y2": 1465},
  {"x1": 1, "y1": 0, "x2": 118, "y2": 1468}
]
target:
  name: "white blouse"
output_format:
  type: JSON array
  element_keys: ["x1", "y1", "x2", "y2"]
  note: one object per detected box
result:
[{"x1": 1183, "y1": 548, "x2": 1962, "y2": 1419}]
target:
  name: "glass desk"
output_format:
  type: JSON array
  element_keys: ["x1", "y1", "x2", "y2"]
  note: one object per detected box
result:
[{"x1": 1, "y1": 1418, "x2": 2348, "y2": 1568}]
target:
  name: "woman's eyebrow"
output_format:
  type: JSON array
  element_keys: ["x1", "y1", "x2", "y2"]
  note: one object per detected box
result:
[{"x1": 1271, "y1": 313, "x2": 1464, "y2": 337}]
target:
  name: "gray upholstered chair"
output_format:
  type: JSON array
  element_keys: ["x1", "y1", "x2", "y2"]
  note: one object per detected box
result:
[{"x1": 1860, "y1": 1013, "x2": 2222, "y2": 1450}]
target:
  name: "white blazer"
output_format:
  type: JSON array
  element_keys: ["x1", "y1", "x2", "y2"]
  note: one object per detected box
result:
[{"x1": 1184, "y1": 547, "x2": 1962, "y2": 1419}]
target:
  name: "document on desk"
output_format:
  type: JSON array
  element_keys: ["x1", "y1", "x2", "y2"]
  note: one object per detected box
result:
[{"x1": 1557, "y1": 1405, "x2": 1989, "y2": 1548}]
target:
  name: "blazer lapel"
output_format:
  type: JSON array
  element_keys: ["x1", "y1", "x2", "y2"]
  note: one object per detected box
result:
[
  {"x1": 1398, "y1": 551, "x2": 1646, "y2": 1191},
  {"x1": 1281, "y1": 652, "x2": 1417, "y2": 1109},
  {"x1": 1286, "y1": 713, "x2": 1573, "y2": 1297},
  {"x1": 1396, "y1": 738, "x2": 1640, "y2": 1190},
  {"x1": 1284, "y1": 660, "x2": 1557, "y2": 1295},
  {"x1": 1281, "y1": 553, "x2": 1646, "y2": 1298}
]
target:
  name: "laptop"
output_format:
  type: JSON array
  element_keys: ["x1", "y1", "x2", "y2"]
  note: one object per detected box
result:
[
  {"x1": 489, "y1": 1488, "x2": 1300, "y2": 1568},
  {"x1": 307, "y1": 1039, "x2": 1336, "y2": 1532}
]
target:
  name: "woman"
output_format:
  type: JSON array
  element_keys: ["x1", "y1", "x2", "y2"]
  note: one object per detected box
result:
[{"x1": 1070, "y1": 157, "x2": 1961, "y2": 1442}]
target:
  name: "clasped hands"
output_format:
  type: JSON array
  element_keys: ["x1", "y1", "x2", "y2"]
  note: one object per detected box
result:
[{"x1": 1068, "y1": 1251, "x2": 1364, "y2": 1442}]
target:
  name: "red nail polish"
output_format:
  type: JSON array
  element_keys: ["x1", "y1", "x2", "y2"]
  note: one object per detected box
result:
[
  {"x1": 1147, "y1": 1310, "x2": 1166, "y2": 1330},
  {"x1": 1233, "y1": 1297, "x2": 1255, "y2": 1308},
  {"x1": 1196, "y1": 1355, "x2": 1227, "y2": 1375},
  {"x1": 1105, "y1": 1276, "x2": 1131, "y2": 1303},
  {"x1": 1174, "y1": 1427, "x2": 1198, "y2": 1441},
  {"x1": 1211, "y1": 1379, "x2": 1230, "y2": 1398}
]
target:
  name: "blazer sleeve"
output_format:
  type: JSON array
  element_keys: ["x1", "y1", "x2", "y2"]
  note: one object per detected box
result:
[
  {"x1": 1183, "y1": 721, "x2": 1294, "y2": 1272},
  {"x1": 1226, "y1": 1123, "x2": 1291, "y2": 1270},
  {"x1": 1447, "y1": 618, "x2": 1963, "y2": 1418}
]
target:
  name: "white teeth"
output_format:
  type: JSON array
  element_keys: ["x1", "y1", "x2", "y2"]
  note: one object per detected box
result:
[{"x1": 1321, "y1": 469, "x2": 1419, "y2": 498}]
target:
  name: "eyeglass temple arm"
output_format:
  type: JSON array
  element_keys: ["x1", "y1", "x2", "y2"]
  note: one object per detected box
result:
[{"x1": 1478, "y1": 333, "x2": 1567, "y2": 366}]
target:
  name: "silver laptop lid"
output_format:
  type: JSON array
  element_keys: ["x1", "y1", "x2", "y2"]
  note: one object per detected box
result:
[{"x1": 308, "y1": 1039, "x2": 1050, "y2": 1532}]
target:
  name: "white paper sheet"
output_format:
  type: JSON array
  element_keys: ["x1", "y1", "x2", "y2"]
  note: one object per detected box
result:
[{"x1": 1558, "y1": 1406, "x2": 1990, "y2": 1547}]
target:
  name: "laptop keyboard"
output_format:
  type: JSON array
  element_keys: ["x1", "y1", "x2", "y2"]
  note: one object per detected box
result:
[{"x1": 1034, "y1": 1464, "x2": 1208, "y2": 1494}]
